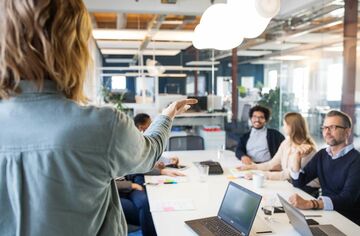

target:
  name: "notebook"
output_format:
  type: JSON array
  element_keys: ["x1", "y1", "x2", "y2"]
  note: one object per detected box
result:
[
  {"x1": 185, "y1": 182, "x2": 262, "y2": 236},
  {"x1": 277, "y1": 194, "x2": 346, "y2": 236}
]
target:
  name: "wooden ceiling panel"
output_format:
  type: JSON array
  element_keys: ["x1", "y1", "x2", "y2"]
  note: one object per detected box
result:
[{"x1": 93, "y1": 12, "x2": 117, "y2": 29}]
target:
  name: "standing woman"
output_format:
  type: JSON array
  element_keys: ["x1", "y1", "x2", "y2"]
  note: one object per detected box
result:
[
  {"x1": 239, "y1": 112, "x2": 318, "y2": 186},
  {"x1": 0, "y1": 1, "x2": 196, "y2": 236}
]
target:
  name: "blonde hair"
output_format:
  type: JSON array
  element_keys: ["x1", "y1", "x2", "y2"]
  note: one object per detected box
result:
[
  {"x1": 284, "y1": 112, "x2": 316, "y2": 147},
  {"x1": 0, "y1": 0, "x2": 92, "y2": 102}
]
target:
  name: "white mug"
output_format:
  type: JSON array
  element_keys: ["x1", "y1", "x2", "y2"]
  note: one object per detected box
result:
[{"x1": 252, "y1": 173, "x2": 265, "y2": 188}]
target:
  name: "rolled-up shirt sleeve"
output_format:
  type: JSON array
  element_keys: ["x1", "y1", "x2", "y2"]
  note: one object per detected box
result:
[
  {"x1": 290, "y1": 169, "x2": 301, "y2": 180},
  {"x1": 107, "y1": 111, "x2": 172, "y2": 178},
  {"x1": 319, "y1": 196, "x2": 334, "y2": 210}
]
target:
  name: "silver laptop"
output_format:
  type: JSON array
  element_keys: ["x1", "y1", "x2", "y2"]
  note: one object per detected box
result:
[
  {"x1": 277, "y1": 194, "x2": 346, "y2": 236},
  {"x1": 185, "y1": 182, "x2": 262, "y2": 236}
]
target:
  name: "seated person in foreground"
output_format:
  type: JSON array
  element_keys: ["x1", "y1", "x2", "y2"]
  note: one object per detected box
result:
[
  {"x1": 116, "y1": 113, "x2": 185, "y2": 236},
  {"x1": 235, "y1": 105, "x2": 285, "y2": 164},
  {"x1": 238, "y1": 113, "x2": 318, "y2": 188},
  {"x1": 289, "y1": 110, "x2": 360, "y2": 225}
]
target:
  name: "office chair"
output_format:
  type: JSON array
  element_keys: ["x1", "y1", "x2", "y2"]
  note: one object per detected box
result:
[
  {"x1": 168, "y1": 135, "x2": 205, "y2": 151},
  {"x1": 239, "y1": 103, "x2": 251, "y2": 132}
]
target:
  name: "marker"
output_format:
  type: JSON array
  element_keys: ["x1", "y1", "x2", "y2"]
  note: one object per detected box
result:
[
  {"x1": 164, "y1": 181, "x2": 177, "y2": 184},
  {"x1": 256, "y1": 231, "x2": 272, "y2": 234}
]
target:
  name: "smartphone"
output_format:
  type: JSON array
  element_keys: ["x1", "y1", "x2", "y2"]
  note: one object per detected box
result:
[
  {"x1": 273, "y1": 206, "x2": 285, "y2": 213},
  {"x1": 261, "y1": 206, "x2": 285, "y2": 214},
  {"x1": 165, "y1": 164, "x2": 187, "y2": 169}
]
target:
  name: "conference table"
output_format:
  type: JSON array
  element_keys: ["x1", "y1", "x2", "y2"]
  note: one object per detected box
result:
[{"x1": 145, "y1": 150, "x2": 360, "y2": 236}]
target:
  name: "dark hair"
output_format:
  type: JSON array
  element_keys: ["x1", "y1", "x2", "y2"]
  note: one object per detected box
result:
[
  {"x1": 249, "y1": 105, "x2": 271, "y2": 121},
  {"x1": 134, "y1": 113, "x2": 150, "y2": 127},
  {"x1": 326, "y1": 110, "x2": 352, "y2": 128}
]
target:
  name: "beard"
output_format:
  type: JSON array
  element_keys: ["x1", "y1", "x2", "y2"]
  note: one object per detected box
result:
[{"x1": 325, "y1": 136, "x2": 344, "y2": 146}]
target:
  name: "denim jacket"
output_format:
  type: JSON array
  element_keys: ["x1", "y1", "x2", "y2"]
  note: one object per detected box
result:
[{"x1": 0, "y1": 80, "x2": 171, "y2": 236}]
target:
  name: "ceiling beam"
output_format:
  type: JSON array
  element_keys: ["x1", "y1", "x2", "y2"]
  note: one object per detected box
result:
[{"x1": 84, "y1": 0, "x2": 226, "y2": 15}]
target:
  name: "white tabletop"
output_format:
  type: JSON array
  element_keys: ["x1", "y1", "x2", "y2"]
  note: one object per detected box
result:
[
  {"x1": 145, "y1": 150, "x2": 360, "y2": 236},
  {"x1": 175, "y1": 112, "x2": 227, "y2": 118}
]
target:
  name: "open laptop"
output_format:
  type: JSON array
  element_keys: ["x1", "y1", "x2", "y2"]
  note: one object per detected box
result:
[
  {"x1": 277, "y1": 194, "x2": 346, "y2": 236},
  {"x1": 185, "y1": 182, "x2": 262, "y2": 236}
]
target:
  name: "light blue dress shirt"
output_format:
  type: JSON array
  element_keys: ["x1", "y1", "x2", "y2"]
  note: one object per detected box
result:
[{"x1": 0, "y1": 80, "x2": 172, "y2": 236}]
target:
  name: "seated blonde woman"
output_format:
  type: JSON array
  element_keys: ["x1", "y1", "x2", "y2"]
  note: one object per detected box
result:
[{"x1": 238, "y1": 112, "x2": 319, "y2": 189}]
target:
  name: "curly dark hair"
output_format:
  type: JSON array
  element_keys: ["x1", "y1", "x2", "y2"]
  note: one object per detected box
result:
[{"x1": 249, "y1": 105, "x2": 271, "y2": 121}]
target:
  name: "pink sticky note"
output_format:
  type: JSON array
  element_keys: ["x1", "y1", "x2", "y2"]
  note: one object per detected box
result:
[{"x1": 163, "y1": 207, "x2": 174, "y2": 211}]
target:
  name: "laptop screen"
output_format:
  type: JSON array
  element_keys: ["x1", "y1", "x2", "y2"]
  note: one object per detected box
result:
[
  {"x1": 278, "y1": 194, "x2": 313, "y2": 236},
  {"x1": 218, "y1": 182, "x2": 262, "y2": 235}
]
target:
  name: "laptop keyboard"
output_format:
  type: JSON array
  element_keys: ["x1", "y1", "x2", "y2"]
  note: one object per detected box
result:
[
  {"x1": 310, "y1": 227, "x2": 328, "y2": 236},
  {"x1": 199, "y1": 217, "x2": 242, "y2": 236}
]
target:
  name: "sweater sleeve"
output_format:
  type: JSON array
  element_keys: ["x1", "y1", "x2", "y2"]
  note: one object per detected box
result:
[
  {"x1": 265, "y1": 149, "x2": 316, "y2": 181},
  {"x1": 264, "y1": 169, "x2": 289, "y2": 180},
  {"x1": 292, "y1": 151, "x2": 320, "y2": 188},
  {"x1": 268, "y1": 129, "x2": 285, "y2": 158},
  {"x1": 235, "y1": 133, "x2": 248, "y2": 159}
]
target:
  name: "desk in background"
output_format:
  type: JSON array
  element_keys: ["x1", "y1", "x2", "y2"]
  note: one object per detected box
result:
[
  {"x1": 145, "y1": 150, "x2": 360, "y2": 236},
  {"x1": 173, "y1": 112, "x2": 227, "y2": 129}
]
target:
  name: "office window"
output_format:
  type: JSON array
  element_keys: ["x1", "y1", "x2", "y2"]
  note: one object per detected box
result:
[
  {"x1": 293, "y1": 67, "x2": 309, "y2": 112},
  {"x1": 112, "y1": 75, "x2": 126, "y2": 90},
  {"x1": 187, "y1": 75, "x2": 206, "y2": 95},
  {"x1": 136, "y1": 76, "x2": 154, "y2": 96},
  {"x1": 268, "y1": 70, "x2": 278, "y2": 89},
  {"x1": 241, "y1": 76, "x2": 254, "y2": 89},
  {"x1": 186, "y1": 76, "x2": 195, "y2": 95},
  {"x1": 326, "y1": 63, "x2": 342, "y2": 101}
]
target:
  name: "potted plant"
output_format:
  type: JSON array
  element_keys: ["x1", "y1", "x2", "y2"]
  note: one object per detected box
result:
[{"x1": 102, "y1": 87, "x2": 126, "y2": 111}]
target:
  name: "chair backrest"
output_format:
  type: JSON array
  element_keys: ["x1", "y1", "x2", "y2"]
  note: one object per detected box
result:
[
  {"x1": 168, "y1": 135, "x2": 204, "y2": 151},
  {"x1": 241, "y1": 103, "x2": 252, "y2": 122}
]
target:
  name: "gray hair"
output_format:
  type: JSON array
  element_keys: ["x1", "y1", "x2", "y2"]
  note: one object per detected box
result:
[{"x1": 326, "y1": 110, "x2": 352, "y2": 128}]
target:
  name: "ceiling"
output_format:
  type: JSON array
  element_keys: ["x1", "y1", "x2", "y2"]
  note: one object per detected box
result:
[{"x1": 83, "y1": 0, "x2": 350, "y2": 66}]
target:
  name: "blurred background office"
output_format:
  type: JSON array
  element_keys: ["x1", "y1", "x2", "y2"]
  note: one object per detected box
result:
[{"x1": 83, "y1": 0, "x2": 360, "y2": 150}]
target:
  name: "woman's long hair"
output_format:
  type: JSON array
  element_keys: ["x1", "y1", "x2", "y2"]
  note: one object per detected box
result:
[
  {"x1": 284, "y1": 112, "x2": 316, "y2": 147},
  {"x1": 0, "y1": 0, "x2": 92, "y2": 103}
]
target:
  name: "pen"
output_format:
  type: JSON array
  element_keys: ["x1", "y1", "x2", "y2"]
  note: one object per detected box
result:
[
  {"x1": 304, "y1": 215, "x2": 322, "y2": 217},
  {"x1": 143, "y1": 182, "x2": 158, "y2": 186},
  {"x1": 164, "y1": 181, "x2": 177, "y2": 184},
  {"x1": 256, "y1": 231, "x2": 272, "y2": 234}
]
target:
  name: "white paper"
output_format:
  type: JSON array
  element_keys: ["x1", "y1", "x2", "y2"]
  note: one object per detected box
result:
[
  {"x1": 150, "y1": 199, "x2": 195, "y2": 212},
  {"x1": 147, "y1": 176, "x2": 189, "y2": 184}
]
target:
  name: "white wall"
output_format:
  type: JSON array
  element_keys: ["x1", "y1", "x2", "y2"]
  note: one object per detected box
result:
[{"x1": 84, "y1": 38, "x2": 103, "y2": 105}]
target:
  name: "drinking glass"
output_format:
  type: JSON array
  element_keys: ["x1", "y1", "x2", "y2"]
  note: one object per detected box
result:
[
  {"x1": 198, "y1": 164, "x2": 209, "y2": 182},
  {"x1": 216, "y1": 145, "x2": 225, "y2": 161},
  {"x1": 263, "y1": 195, "x2": 276, "y2": 222}
]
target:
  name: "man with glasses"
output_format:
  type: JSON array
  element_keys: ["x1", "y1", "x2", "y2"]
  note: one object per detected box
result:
[
  {"x1": 235, "y1": 105, "x2": 285, "y2": 164},
  {"x1": 289, "y1": 110, "x2": 360, "y2": 225}
]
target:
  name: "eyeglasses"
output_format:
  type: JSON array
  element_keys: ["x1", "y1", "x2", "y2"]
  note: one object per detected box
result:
[
  {"x1": 321, "y1": 125, "x2": 348, "y2": 132},
  {"x1": 251, "y1": 115, "x2": 265, "y2": 120}
]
